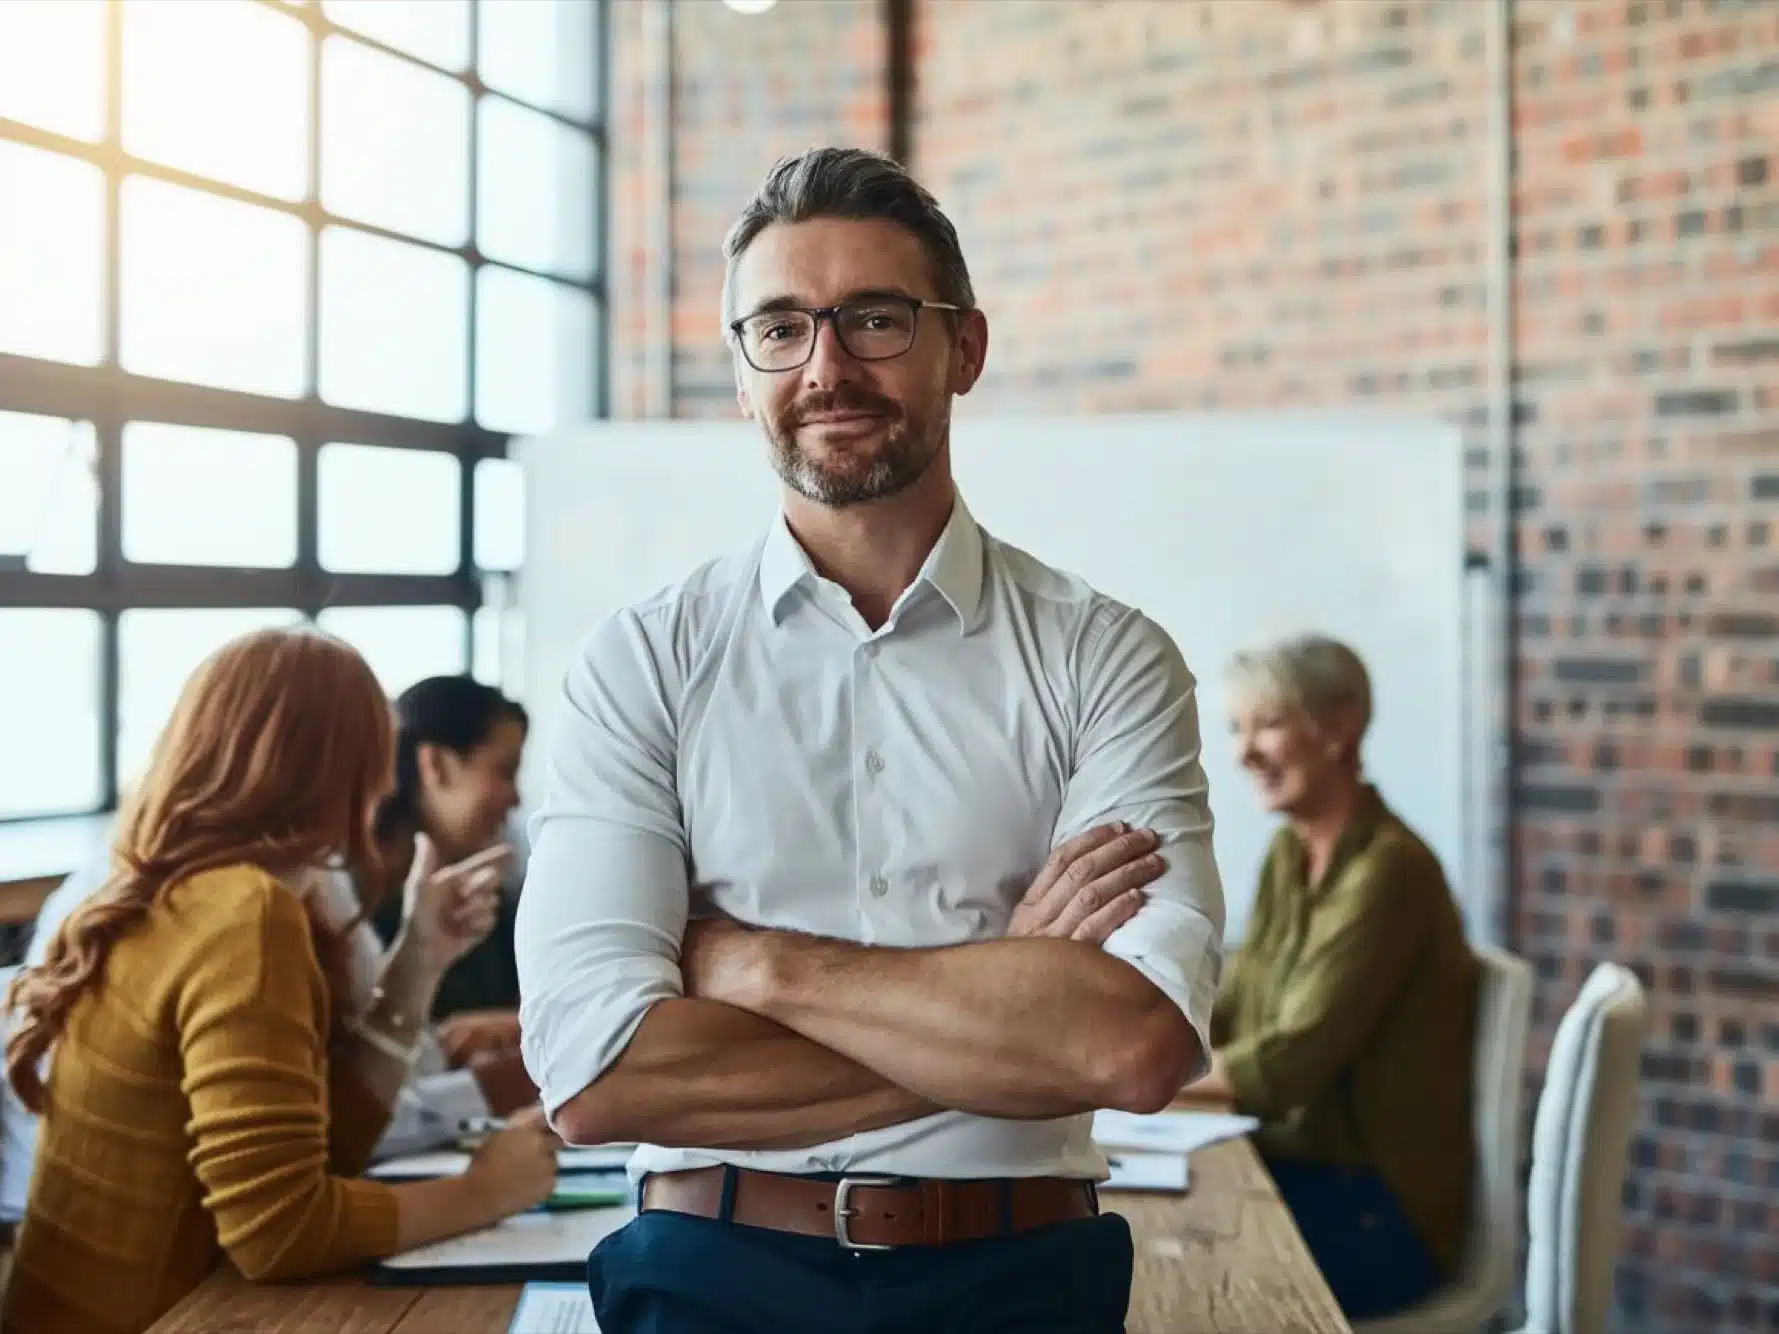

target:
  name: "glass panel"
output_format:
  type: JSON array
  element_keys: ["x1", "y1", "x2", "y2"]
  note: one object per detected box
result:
[
  {"x1": 0, "y1": 609, "x2": 103, "y2": 818},
  {"x1": 316, "y1": 606, "x2": 468, "y2": 694},
  {"x1": 321, "y1": 0, "x2": 470, "y2": 72},
  {"x1": 120, "y1": 176, "x2": 308, "y2": 397},
  {"x1": 116, "y1": 608, "x2": 302, "y2": 786},
  {"x1": 318, "y1": 226, "x2": 467, "y2": 422},
  {"x1": 0, "y1": 0, "x2": 106, "y2": 142},
  {"x1": 473, "y1": 457, "x2": 524, "y2": 571},
  {"x1": 477, "y1": 0, "x2": 599, "y2": 123},
  {"x1": 476, "y1": 95, "x2": 598, "y2": 281},
  {"x1": 0, "y1": 411, "x2": 98, "y2": 575},
  {"x1": 318, "y1": 444, "x2": 460, "y2": 575},
  {"x1": 474, "y1": 266, "x2": 596, "y2": 436},
  {"x1": 121, "y1": 422, "x2": 297, "y2": 568},
  {"x1": 472, "y1": 602, "x2": 523, "y2": 692},
  {"x1": 0, "y1": 142, "x2": 104, "y2": 366},
  {"x1": 320, "y1": 36, "x2": 469, "y2": 246},
  {"x1": 121, "y1": 0, "x2": 310, "y2": 201}
]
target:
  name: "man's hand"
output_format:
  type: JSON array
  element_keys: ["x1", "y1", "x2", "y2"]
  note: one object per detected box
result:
[{"x1": 1009, "y1": 822, "x2": 1165, "y2": 944}]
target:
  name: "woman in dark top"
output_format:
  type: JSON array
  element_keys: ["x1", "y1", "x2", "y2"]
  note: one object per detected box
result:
[
  {"x1": 1186, "y1": 634, "x2": 1479, "y2": 1321},
  {"x1": 366, "y1": 676, "x2": 531, "y2": 1068}
]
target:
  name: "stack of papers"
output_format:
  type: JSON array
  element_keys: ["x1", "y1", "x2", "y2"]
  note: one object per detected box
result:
[
  {"x1": 510, "y1": 1281, "x2": 601, "y2": 1333},
  {"x1": 1091, "y1": 1109, "x2": 1260, "y2": 1155},
  {"x1": 369, "y1": 1144, "x2": 636, "y2": 1181}
]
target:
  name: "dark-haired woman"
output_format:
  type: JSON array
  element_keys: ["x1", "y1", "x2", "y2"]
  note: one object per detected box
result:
[{"x1": 365, "y1": 676, "x2": 532, "y2": 1083}]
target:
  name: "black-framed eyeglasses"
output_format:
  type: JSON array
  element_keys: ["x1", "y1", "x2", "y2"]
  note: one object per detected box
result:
[{"x1": 728, "y1": 296, "x2": 964, "y2": 373}]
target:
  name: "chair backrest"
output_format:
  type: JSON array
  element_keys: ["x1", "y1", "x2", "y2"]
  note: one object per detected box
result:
[
  {"x1": 1453, "y1": 945, "x2": 1535, "y2": 1311},
  {"x1": 1522, "y1": 962, "x2": 1648, "y2": 1334}
]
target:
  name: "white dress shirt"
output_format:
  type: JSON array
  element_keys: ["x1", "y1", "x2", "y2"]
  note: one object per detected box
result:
[
  {"x1": 0, "y1": 853, "x2": 487, "y2": 1221},
  {"x1": 516, "y1": 494, "x2": 1225, "y2": 1183}
]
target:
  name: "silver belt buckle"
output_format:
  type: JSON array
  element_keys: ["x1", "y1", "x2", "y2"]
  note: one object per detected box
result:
[{"x1": 832, "y1": 1174, "x2": 902, "y2": 1251}]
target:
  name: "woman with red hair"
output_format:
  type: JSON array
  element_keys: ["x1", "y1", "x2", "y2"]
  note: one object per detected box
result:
[{"x1": 2, "y1": 628, "x2": 556, "y2": 1334}]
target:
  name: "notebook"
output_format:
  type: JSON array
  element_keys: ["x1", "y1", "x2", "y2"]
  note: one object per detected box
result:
[
  {"x1": 368, "y1": 1144, "x2": 636, "y2": 1181},
  {"x1": 1102, "y1": 1150, "x2": 1190, "y2": 1194},
  {"x1": 370, "y1": 1206, "x2": 635, "y2": 1286}
]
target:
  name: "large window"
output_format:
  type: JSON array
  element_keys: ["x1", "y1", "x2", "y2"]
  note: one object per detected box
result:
[{"x1": 0, "y1": 0, "x2": 604, "y2": 820}]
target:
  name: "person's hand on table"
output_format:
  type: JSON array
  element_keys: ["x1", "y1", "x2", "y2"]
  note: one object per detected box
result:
[
  {"x1": 463, "y1": 1119, "x2": 557, "y2": 1218},
  {"x1": 437, "y1": 1008, "x2": 524, "y2": 1067}
]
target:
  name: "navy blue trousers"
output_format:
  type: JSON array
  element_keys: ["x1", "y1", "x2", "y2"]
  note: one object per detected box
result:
[
  {"x1": 1264, "y1": 1158, "x2": 1445, "y2": 1321},
  {"x1": 587, "y1": 1202, "x2": 1134, "y2": 1334}
]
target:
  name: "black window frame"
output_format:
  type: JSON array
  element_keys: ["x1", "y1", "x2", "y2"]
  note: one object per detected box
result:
[{"x1": 0, "y1": 0, "x2": 609, "y2": 823}]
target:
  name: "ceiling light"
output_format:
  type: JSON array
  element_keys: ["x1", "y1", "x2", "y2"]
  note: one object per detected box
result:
[{"x1": 722, "y1": 0, "x2": 779, "y2": 13}]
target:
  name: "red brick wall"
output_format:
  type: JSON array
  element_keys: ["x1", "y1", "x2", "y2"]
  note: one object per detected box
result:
[{"x1": 608, "y1": 1, "x2": 1779, "y2": 1328}]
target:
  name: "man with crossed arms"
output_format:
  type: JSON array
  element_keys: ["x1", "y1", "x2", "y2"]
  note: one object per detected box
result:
[{"x1": 516, "y1": 147, "x2": 1225, "y2": 1334}]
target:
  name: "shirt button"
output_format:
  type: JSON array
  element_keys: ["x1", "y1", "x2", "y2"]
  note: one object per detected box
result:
[
  {"x1": 869, "y1": 874, "x2": 889, "y2": 898},
  {"x1": 864, "y1": 749, "x2": 884, "y2": 775},
  {"x1": 862, "y1": 642, "x2": 879, "y2": 660}
]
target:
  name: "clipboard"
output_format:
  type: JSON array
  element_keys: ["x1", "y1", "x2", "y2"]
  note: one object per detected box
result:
[{"x1": 368, "y1": 1206, "x2": 636, "y2": 1286}]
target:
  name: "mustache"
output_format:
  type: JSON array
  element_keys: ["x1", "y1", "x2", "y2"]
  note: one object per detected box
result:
[{"x1": 789, "y1": 389, "x2": 899, "y2": 426}]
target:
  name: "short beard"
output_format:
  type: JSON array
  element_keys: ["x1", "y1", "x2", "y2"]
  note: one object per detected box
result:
[{"x1": 766, "y1": 394, "x2": 943, "y2": 508}]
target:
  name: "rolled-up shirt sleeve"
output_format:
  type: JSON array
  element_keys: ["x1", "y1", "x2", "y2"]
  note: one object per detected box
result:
[
  {"x1": 515, "y1": 607, "x2": 690, "y2": 1120},
  {"x1": 1054, "y1": 605, "x2": 1227, "y2": 1081}
]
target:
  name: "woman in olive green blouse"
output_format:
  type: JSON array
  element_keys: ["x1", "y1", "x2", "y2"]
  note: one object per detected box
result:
[{"x1": 1187, "y1": 634, "x2": 1479, "y2": 1321}]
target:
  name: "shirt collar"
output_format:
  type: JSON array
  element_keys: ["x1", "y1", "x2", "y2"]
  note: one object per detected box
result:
[{"x1": 758, "y1": 493, "x2": 986, "y2": 631}]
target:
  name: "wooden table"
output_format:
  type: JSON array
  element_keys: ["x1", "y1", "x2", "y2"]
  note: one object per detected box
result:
[{"x1": 149, "y1": 1139, "x2": 1348, "y2": 1334}]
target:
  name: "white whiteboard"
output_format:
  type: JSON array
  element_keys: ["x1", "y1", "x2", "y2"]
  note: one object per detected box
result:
[{"x1": 518, "y1": 413, "x2": 1467, "y2": 941}]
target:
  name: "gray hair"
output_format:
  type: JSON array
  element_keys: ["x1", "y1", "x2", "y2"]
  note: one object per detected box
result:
[
  {"x1": 720, "y1": 147, "x2": 975, "y2": 330},
  {"x1": 1225, "y1": 633, "x2": 1373, "y2": 740}
]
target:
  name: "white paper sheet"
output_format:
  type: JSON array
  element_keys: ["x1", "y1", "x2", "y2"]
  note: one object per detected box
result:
[
  {"x1": 509, "y1": 1281, "x2": 601, "y2": 1333},
  {"x1": 380, "y1": 1206, "x2": 635, "y2": 1271},
  {"x1": 367, "y1": 1150, "x2": 472, "y2": 1180},
  {"x1": 1102, "y1": 1151, "x2": 1189, "y2": 1194},
  {"x1": 1091, "y1": 1109, "x2": 1260, "y2": 1155}
]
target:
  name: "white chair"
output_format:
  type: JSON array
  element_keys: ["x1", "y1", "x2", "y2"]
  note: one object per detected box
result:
[
  {"x1": 1355, "y1": 944, "x2": 1533, "y2": 1334},
  {"x1": 1510, "y1": 962, "x2": 1648, "y2": 1334}
]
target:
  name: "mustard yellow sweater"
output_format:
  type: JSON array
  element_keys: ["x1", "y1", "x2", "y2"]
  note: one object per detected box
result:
[{"x1": 4, "y1": 864, "x2": 402, "y2": 1334}]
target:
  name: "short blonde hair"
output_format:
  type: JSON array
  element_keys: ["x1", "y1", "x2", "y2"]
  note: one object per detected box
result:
[{"x1": 1224, "y1": 633, "x2": 1373, "y2": 740}]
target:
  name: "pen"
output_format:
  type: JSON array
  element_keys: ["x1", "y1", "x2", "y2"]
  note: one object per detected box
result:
[{"x1": 459, "y1": 1116, "x2": 506, "y2": 1135}]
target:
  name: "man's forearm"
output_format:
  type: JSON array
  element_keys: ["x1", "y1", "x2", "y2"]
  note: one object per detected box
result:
[
  {"x1": 551, "y1": 997, "x2": 938, "y2": 1149},
  {"x1": 740, "y1": 935, "x2": 1197, "y2": 1119}
]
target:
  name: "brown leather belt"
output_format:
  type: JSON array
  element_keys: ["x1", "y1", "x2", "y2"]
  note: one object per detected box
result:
[{"x1": 639, "y1": 1166, "x2": 1098, "y2": 1250}]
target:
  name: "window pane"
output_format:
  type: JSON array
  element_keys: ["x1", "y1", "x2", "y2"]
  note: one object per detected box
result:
[
  {"x1": 476, "y1": 96, "x2": 598, "y2": 281},
  {"x1": 475, "y1": 266, "x2": 596, "y2": 436},
  {"x1": 473, "y1": 457, "x2": 524, "y2": 571},
  {"x1": 319, "y1": 443, "x2": 460, "y2": 574},
  {"x1": 122, "y1": 0, "x2": 310, "y2": 201},
  {"x1": 0, "y1": 142, "x2": 104, "y2": 365},
  {"x1": 121, "y1": 176, "x2": 308, "y2": 397},
  {"x1": 0, "y1": 610, "x2": 102, "y2": 817},
  {"x1": 472, "y1": 603, "x2": 523, "y2": 692},
  {"x1": 317, "y1": 606, "x2": 467, "y2": 693},
  {"x1": 0, "y1": 0, "x2": 106, "y2": 142},
  {"x1": 319, "y1": 226, "x2": 467, "y2": 422},
  {"x1": 321, "y1": 0, "x2": 470, "y2": 71},
  {"x1": 477, "y1": 0, "x2": 599, "y2": 123},
  {"x1": 0, "y1": 411, "x2": 97, "y2": 575},
  {"x1": 321, "y1": 36, "x2": 469, "y2": 246},
  {"x1": 116, "y1": 607, "x2": 301, "y2": 786},
  {"x1": 121, "y1": 422, "x2": 297, "y2": 567}
]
